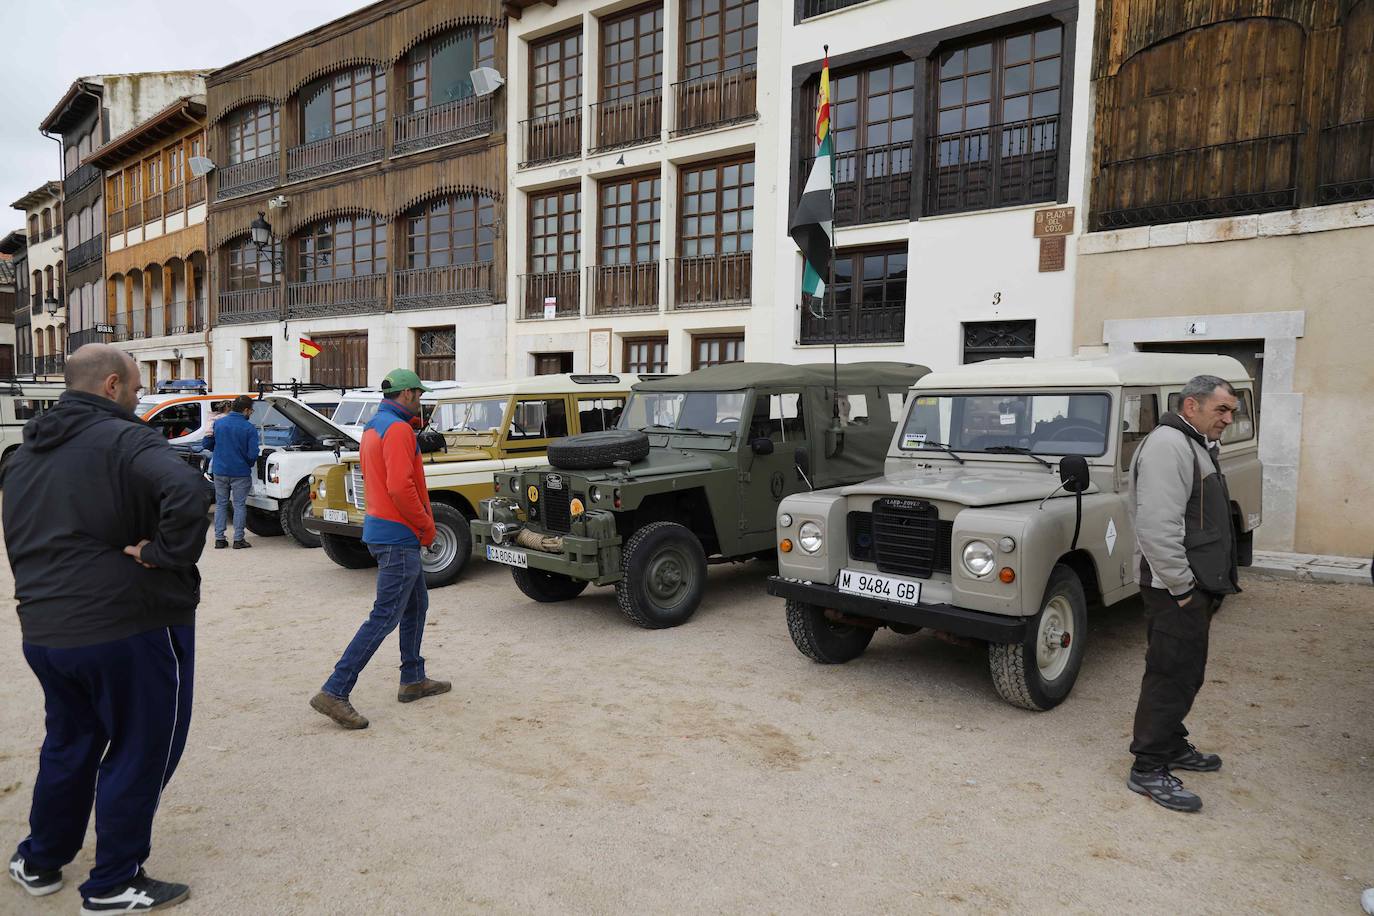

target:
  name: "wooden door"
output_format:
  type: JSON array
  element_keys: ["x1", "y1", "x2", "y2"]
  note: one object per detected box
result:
[{"x1": 310, "y1": 332, "x2": 369, "y2": 388}]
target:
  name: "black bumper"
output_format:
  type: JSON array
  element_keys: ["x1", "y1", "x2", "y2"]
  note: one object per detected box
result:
[
  {"x1": 766, "y1": 576, "x2": 1028, "y2": 644},
  {"x1": 302, "y1": 515, "x2": 363, "y2": 539}
]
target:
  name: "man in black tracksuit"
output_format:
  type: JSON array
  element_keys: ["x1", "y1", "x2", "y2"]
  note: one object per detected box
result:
[
  {"x1": 1126, "y1": 374, "x2": 1241, "y2": 813},
  {"x1": 3, "y1": 345, "x2": 209, "y2": 913}
]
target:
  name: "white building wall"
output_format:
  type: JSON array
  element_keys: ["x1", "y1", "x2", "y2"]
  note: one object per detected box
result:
[
  {"x1": 19, "y1": 190, "x2": 67, "y2": 353},
  {"x1": 99, "y1": 73, "x2": 206, "y2": 138}
]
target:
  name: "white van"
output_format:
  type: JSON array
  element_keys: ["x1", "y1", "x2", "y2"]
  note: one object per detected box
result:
[
  {"x1": 330, "y1": 380, "x2": 462, "y2": 439},
  {"x1": 0, "y1": 379, "x2": 67, "y2": 472}
]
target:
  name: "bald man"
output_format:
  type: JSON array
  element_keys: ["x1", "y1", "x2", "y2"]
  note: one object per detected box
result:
[{"x1": 3, "y1": 344, "x2": 209, "y2": 914}]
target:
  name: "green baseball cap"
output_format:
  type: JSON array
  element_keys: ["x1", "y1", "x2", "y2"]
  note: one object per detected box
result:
[{"x1": 380, "y1": 368, "x2": 432, "y2": 393}]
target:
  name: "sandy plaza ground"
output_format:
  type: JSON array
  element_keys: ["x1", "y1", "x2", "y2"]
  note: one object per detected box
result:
[{"x1": 0, "y1": 530, "x2": 1370, "y2": 915}]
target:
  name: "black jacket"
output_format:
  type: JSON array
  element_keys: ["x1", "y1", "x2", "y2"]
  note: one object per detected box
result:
[{"x1": 2, "y1": 390, "x2": 211, "y2": 648}]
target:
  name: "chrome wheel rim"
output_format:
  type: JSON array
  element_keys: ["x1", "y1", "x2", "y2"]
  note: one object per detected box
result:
[{"x1": 422, "y1": 522, "x2": 457, "y2": 573}]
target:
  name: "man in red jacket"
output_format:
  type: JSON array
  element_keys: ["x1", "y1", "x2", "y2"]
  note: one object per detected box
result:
[{"x1": 311, "y1": 369, "x2": 449, "y2": 729}]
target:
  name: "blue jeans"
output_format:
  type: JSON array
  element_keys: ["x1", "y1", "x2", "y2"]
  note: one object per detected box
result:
[
  {"x1": 213, "y1": 475, "x2": 251, "y2": 541},
  {"x1": 322, "y1": 544, "x2": 428, "y2": 698}
]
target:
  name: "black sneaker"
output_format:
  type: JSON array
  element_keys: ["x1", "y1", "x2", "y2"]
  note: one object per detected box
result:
[
  {"x1": 80, "y1": 870, "x2": 189, "y2": 914},
  {"x1": 1170, "y1": 741, "x2": 1222, "y2": 772},
  {"x1": 232, "y1": 540, "x2": 252, "y2": 549},
  {"x1": 9, "y1": 852, "x2": 62, "y2": 896},
  {"x1": 1128, "y1": 767, "x2": 1202, "y2": 812},
  {"x1": 214, "y1": 539, "x2": 229, "y2": 549}
]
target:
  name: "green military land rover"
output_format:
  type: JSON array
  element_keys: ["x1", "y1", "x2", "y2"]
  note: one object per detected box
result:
[{"x1": 471, "y1": 362, "x2": 929, "y2": 628}]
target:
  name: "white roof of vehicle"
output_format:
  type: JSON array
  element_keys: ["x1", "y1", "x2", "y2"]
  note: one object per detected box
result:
[
  {"x1": 914, "y1": 353, "x2": 1252, "y2": 390},
  {"x1": 337, "y1": 380, "x2": 462, "y2": 402},
  {"x1": 428, "y1": 373, "x2": 646, "y2": 401}
]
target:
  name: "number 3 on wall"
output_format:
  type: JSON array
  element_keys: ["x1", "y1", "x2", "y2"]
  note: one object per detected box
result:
[{"x1": 992, "y1": 292, "x2": 1002, "y2": 306}]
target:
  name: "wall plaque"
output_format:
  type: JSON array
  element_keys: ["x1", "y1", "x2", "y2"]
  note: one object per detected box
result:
[{"x1": 1033, "y1": 206, "x2": 1075, "y2": 237}]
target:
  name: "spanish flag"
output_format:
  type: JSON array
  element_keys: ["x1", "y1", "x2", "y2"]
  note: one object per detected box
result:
[
  {"x1": 299, "y1": 337, "x2": 322, "y2": 359},
  {"x1": 790, "y1": 48, "x2": 834, "y2": 300}
]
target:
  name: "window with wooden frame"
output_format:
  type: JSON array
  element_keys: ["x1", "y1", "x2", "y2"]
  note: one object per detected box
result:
[
  {"x1": 27, "y1": 214, "x2": 39, "y2": 242},
  {"x1": 530, "y1": 29, "x2": 583, "y2": 119},
  {"x1": 623, "y1": 335, "x2": 668, "y2": 374},
  {"x1": 301, "y1": 67, "x2": 388, "y2": 143},
  {"x1": 40, "y1": 209, "x2": 52, "y2": 237},
  {"x1": 600, "y1": 173, "x2": 661, "y2": 265},
  {"x1": 405, "y1": 27, "x2": 497, "y2": 112},
  {"x1": 144, "y1": 157, "x2": 162, "y2": 199},
  {"x1": 297, "y1": 215, "x2": 387, "y2": 282},
  {"x1": 406, "y1": 195, "x2": 496, "y2": 269},
  {"x1": 601, "y1": 5, "x2": 664, "y2": 102},
  {"x1": 165, "y1": 144, "x2": 185, "y2": 189},
  {"x1": 528, "y1": 187, "x2": 581, "y2": 274},
  {"x1": 679, "y1": 158, "x2": 754, "y2": 256},
  {"x1": 226, "y1": 103, "x2": 280, "y2": 164},
  {"x1": 681, "y1": 0, "x2": 758, "y2": 81},
  {"x1": 246, "y1": 337, "x2": 274, "y2": 385},
  {"x1": 415, "y1": 327, "x2": 457, "y2": 378},
  {"x1": 224, "y1": 237, "x2": 279, "y2": 291},
  {"x1": 800, "y1": 245, "x2": 907, "y2": 345},
  {"x1": 928, "y1": 24, "x2": 1063, "y2": 215},
  {"x1": 691, "y1": 333, "x2": 744, "y2": 369}
]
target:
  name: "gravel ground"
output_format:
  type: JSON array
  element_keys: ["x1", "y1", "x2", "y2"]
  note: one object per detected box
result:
[{"x1": 0, "y1": 532, "x2": 1371, "y2": 915}]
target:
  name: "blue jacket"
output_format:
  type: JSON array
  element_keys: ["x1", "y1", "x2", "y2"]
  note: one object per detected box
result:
[{"x1": 207, "y1": 412, "x2": 260, "y2": 477}]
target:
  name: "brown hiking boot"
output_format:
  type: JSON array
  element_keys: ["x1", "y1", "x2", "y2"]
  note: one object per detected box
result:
[
  {"x1": 310, "y1": 691, "x2": 368, "y2": 729},
  {"x1": 398, "y1": 678, "x2": 451, "y2": 703}
]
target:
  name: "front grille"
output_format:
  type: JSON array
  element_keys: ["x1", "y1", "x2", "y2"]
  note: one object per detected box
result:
[
  {"x1": 349, "y1": 465, "x2": 366, "y2": 510},
  {"x1": 870, "y1": 498, "x2": 953, "y2": 579},
  {"x1": 541, "y1": 473, "x2": 571, "y2": 533}
]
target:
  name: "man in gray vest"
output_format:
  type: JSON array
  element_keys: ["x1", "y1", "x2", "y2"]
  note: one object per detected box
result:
[{"x1": 1126, "y1": 374, "x2": 1241, "y2": 812}]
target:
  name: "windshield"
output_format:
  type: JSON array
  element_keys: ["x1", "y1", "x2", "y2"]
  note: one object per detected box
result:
[
  {"x1": 332, "y1": 399, "x2": 381, "y2": 428},
  {"x1": 899, "y1": 392, "x2": 1112, "y2": 457},
  {"x1": 619, "y1": 391, "x2": 746, "y2": 434},
  {"x1": 135, "y1": 398, "x2": 161, "y2": 417},
  {"x1": 433, "y1": 397, "x2": 507, "y2": 433},
  {"x1": 249, "y1": 398, "x2": 356, "y2": 449}
]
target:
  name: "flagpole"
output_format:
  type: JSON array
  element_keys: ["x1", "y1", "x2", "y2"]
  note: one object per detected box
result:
[{"x1": 825, "y1": 44, "x2": 839, "y2": 431}]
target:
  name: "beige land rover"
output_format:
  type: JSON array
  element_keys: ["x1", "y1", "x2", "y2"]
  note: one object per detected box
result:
[{"x1": 767, "y1": 352, "x2": 1262, "y2": 710}]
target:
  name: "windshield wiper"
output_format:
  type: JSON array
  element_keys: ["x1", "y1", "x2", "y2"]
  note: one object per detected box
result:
[
  {"x1": 914, "y1": 440, "x2": 965, "y2": 464},
  {"x1": 983, "y1": 445, "x2": 1053, "y2": 470},
  {"x1": 639, "y1": 424, "x2": 699, "y2": 434}
]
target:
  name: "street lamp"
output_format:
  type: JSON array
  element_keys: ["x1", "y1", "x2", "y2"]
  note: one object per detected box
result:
[
  {"x1": 250, "y1": 211, "x2": 273, "y2": 252},
  {"x1": 44, "y1": 295, "x2": 60, "y2": 317},
  {"x1": 248, "y1": 211, "x2": 326, "y2": 269}
]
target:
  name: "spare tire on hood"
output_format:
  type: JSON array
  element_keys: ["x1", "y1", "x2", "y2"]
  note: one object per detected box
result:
[{"x1": 547, "y1": 429, "x2": 650, "y2": 470}]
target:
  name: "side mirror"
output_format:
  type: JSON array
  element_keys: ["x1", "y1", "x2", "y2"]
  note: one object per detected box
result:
[
  {"x1": 750, "y1": 436, "x2": 774, "y2": 456},
  {"x1": 1059, "y1": 455, "x2": 1091, "y2": 493},
  {"x1": 794, "y1": 446, "x2": 810, "y2": 476}
]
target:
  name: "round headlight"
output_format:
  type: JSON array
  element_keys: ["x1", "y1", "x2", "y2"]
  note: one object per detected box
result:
[
  {"x1": 798, "y1": 521, "x2": 823, "y2": 554},
  {"x1": 962, "y1": 540, "x2": 997, "y2": 577},
  {"x1": 998, "y1": 536, "x2": 1016, "y2": 553},
  {"x1": 317, "y1": 480, "x2": 327, "y2": 500},
  {"x1": 590, "y1": 485, "x2": 603, "y2": 502},
  {"x1": 779, "y1": 512, "x2": 793, "y2": 528}
]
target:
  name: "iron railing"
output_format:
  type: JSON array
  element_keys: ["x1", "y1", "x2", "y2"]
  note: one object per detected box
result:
[
  {"x1": 1317, "y1": 118, "x2": 1374, "y2": 205},
  {"x1": 926, "y1": 114, "x2": 1060, "y2": 216},
  {"x1": 1092, "y1": 131, "x2": 1299, "y2": 230},
  {"x1": 802, "y1": 141, "x2": 914, "y2": 226},
  {"x1": 287, "y1": 124, "x2": 385, "y2": 182},
  {"x1": 591, "y1": 88, "x2": 663, "y2": 152},
  {"x1": 394, "y1": 260, "x2": 497, "y2": 310},
  {"x1": 589, "y1": 262, "x2": 659, "y2": 315},
  {"x1": 16, "y1": 354, "x2": 33, "y2": 375},
  {"x1": 672, "y1": 65, "x2": 757, "y2": 136},
  {"x1": 800, "y1": 0, "x2": 870, "y2": 18},
  {"x1": 217, "y1": 287, "x2": 280, "y2": 325},
  {"x1": 286, "y1": 274, "x2": 386, "y2": 319},
  {"x1": 66, "y1": 327, "x2": 111, "y2": 352},
  {"x1": 669, "y1": 252, "x2": 751, "y2": 310},
  {"x1": 520, "y1": 270, "x2": 581, "y2": 319},
  {"x1": 799, "y1": 295, "x2": 905, "y2": 345},
  {"x1": 520, "y1": 110, "x2": 582, "y2": 167},
  {"x1": 65, "y1": 162, "x2": 101, "y2": 195},
  {"x1": 36, "y1": 354, "x2": 66, "y2": 375},
  {"x1": 68, "y1": 234, "x2": 103, "y2": 271},
  {"x1": 127, "y1": 300, "x2": 206, "y2": 338},
  {"x1": 216, "y1": 155, "x2": 280, "y2": 199},
  {"x1": 394, "y1": 95, "x2": 494, "y2": 155}
]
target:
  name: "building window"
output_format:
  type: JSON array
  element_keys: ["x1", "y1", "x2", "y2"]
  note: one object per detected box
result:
[
  {"x1": 962, "y1": 319, "x2": 1035, "y2": 363},
  {"x1": 600, "y1": 173, "x2": 660, "y2": 265},
  {"x1": 811, "y1": 59, "x2": 915, "y2": 225},
  {"x1": 415, "y1": 327, "x2": 456, "y2": 379},
  {"x1": 692, "y1": 333, "x2": 744, "y2": 368},
  {"x1": 623, "y1": 335, "x2": 668, "y2": 374},
  {"x1": 406, "y1": 195, "x2": 495, "y2": 269},
  {"x1": 800, "y1": 245, "x2": 906, "y2": 345},
  {"x1": 247, "y1": 337, "x2": 273, "y2": 384},
  {"x1": 682, "y1": 0, "x2": 757, "y2": 80},
  {"x1": 928, "y1": 25, "x2": 1063, "y2": 215},
  {"x1": 529, "y1": 187, "x2": 581, "y2": 275},
  {"x1": 594, "y1": 5, "x2": 664, "y2": 149},
  {"x1": 224, "y1": 237, "x2": 279, "y2": 290},
  {"x1": 534, "y1": 352, "x2": 574, "y2": 375},
  {"x1": 302, "y1": 66, "x2": 388, "y2": 143},
  {"x1": 674, "y1": 158, "x2": 753, "y2": 308},
  {"x1": 297, "y1": 215, "x2": 387, "y2": 282},
  {"x1": 405, "y1": 27, "x2": 497, "y2": 112},
  {"x1": 530, "y1": 29, "x2": 582, "y2": 120},
  {"x1": 227, "y1": 103, "x2": 280, "y2": 164}
]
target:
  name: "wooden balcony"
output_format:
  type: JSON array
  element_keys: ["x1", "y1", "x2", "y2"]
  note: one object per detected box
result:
[
  {"x1": 669, "y1": 252, "x2": 751, "y2": 310},
  {"x1": 800, "y1": 141, "x2": 913, "y2": 227},
  {"x1": 216, "y1": 155, "x2": 280, "y2": 200},
  {"x1": 217, "y1": 287, "x2": 280, "y2": 325},
  {"x1": 394, "y1": 95, "x2": 494, "y2": 155},
  {"x1": 672, "y1": 65, "x2": 757, "y2": 137},
  {"x1": 287, "y1": 124, "x2": 385, "y2": 183},
  {"x1": 188, "y1": 176, "x2": 206, "y2": 206},
  {"x1": 799, "y1": 295, "x2": 905, "y2": 345},
  {"x1": 394, "y1": 260, "x2": 496, "y2": 310},
  {"x1": 591, "y1": 89, "x2": 662, "y2": 152},
  {"x1": 520, "y1": 270, "x2": 581, "y2": 319},
  {"x1": 286, "y1": 274, "x2": 386, "y2": 319},
  {"x1": 589, "y1": 262, "x2": 658, "y2": 315},
  {"x1": 520, "y1": 111, "x2": 582, "y2": 167}
]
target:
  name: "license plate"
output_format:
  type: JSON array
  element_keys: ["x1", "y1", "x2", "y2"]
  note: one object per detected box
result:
[
  {"x1": 323, "y1": 508, "x2": 349, "y2": 524},
  {"x1": 836, "y1": 568, "x2": 921, "y2": 606},
  {"x1": 486, "y1": 545, "x2": 528, "y2": 568}
]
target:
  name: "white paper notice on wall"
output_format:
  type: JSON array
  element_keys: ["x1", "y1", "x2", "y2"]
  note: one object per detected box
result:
[
  {"x1": 222, "y1": 347, "x2": 234, "y2": 370},
  {"x1": 1105, "y1": 517, "x2": 1118, "y2": 556},
  {"x1": 543, "y1": 297, "x2": 557, "y2": 320},
  {"x1": 999, "y1": 413, "x2": 1017, "y2": 425}
]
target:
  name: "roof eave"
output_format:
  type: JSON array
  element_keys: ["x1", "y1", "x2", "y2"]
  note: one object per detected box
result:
[{"x1": 83, "y1": 97, "x2": 207, "y2": 170}]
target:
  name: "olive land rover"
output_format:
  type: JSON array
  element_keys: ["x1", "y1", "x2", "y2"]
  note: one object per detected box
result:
[
  {"x1": 471, "y1": 362, "x2": 929, "y2": 628},
  {"x1": 767, "y1": 353, "x2": 1262, "y2": 711},
  {"x1": 304, "y1": 374, "x2": 641, "y2": 587}
]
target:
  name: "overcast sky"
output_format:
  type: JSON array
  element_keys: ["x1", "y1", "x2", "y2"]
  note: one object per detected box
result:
[{"x1": 0, "y1": 0, "x2": 373, "y2": 226}]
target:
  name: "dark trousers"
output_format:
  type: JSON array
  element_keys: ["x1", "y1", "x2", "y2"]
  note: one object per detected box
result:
[
  {"x1": 1130, "y1": 586, "x2": 1215, "y2": 770},
  {"x1": 17, "y1": 626, "x2": 194, "y2": 897},
  {"x1": 321, "y1": 543, "x2": 428, "y2": 699}
]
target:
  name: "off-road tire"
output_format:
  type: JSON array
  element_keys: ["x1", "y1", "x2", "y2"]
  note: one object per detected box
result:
[
  {"x1": 245, "y1": 508, "x2": 284, "y2": 537},
  {"x1": 785, "y1": 599, "x2": 874, "y2": 663},
  {"x1": 321, "y1": 533, "x2": 377, "y2": 570},
  {"x1": 988, "y1": 564, "x2": 1087, "y2": 711},
  {"x1": 615, "y1": 521, "x2": 707, "y2": 628},
  {"x1": 512, "y1": 566, "x2": 589, "y2": 602},
  {"x1": 422, "y1": 503, "x2": 472, "y2": 589},
  {"x1": 548, "y1": 430, "x2": 650, "y2": 470},
  {"x1": 279, "y1": 486, "x2": 320, "y2": 548}
]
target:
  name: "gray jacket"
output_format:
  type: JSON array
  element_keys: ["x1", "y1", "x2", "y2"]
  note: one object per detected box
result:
[{"x1": 1128, "y1": 412, "x2": 1240, "y2": 599}]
